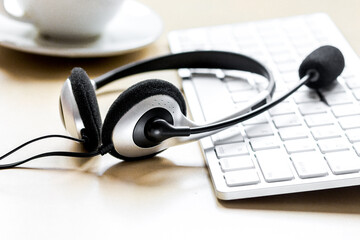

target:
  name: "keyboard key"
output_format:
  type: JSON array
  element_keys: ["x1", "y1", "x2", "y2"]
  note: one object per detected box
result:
[
  {"x1": 245, "y1": 124, "x2": 274, "y2": 138},
  {"x1": 272, "y1": 52, "x2": 295, "y2": 64},
  {"x1": 284, "y1": 139, "x2": 316, "y2": 153},
  {"x1": 331, "y1": 104, "x2": 360, "y2": 117},
  {"x1": 273, "y1": 114, "x2": 302, "y2": 128},
  {"x1": 268, "y1": 102, "x2": 295, "y2": 116},
  {"x1": 219, "y1": 155, "x2": 254, "y2": 171},
  {"x1": 291, "y1": 152, "x2": 328, "y2": 178},
  {"x1": 277, "y1": 62, "x2": 298, "y2": 73},
  {"x1": 293, "y1": 91, "x2": 320, "y2": 103},
  {"x1": 225, "y1": 79, "x2": 253, "y2": 92},
  {"x1": 317, "y1": 138, "x2": 350, "y2": 153},
  {"x1": 311, "y1": 125, "x2": 341, "y2": 140},
  {"x1": 352, "y1": 89, "x2": 360, "y2": 101},
  {"x1": 250, "y1": 136, "x2": 280, "y2": 151},
  {"x1": 278, "y1": 126, "x2": 308, "y2": 140},
  {"x1": 354, "y1": 143, "x2": 360, "y2": 156},
  {"x1": 323, "y1": 92, "x2": 353, "y2": 106},
  {"x1": 212, "y1": 126, "x2": 244, "y2": 144},
  {"x1": 304, "y1": 113, "x2": 334, "y2": 127},
  {"x1": 215, "y1": 142, "x2": 249, "y2": 158},
  {"x1": 342, "y1": 68, "x2": 355, "y2": 79},
  {"x1": 338, "y1": 115, "x2": 360, "y2": 129},
  {"x1": 224, "y1": 169, "x2": 260, "y2": 187},
  {"x1": 298, "y1": 102, "x2": 328, "y2": 115},
  {"x1": 231, "y1": 89, "x2": 258, "y2": 103},
  {"x1": 319, "y1": 81, "x2": 346, "y2": 94},
  {"x1": 345, "y1": 77, "x2": 360, "y2": 89},
  {"x1": 256, "y1": 149, "x2": 294, "y2": 182},
  {"x1": 242, "y1": 114, "x2": 268, "y2": 125},
  {"x1": 346, "y1": 128, "x2": 360, "y2": 143},
  {"x1": 281, "y1": 72, "x2": 299, "y2": 83},
  {"x1": 325, "y1": 151, "x2": 360, "y2": 174}
]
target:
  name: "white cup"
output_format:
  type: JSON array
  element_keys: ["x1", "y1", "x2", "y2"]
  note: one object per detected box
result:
[{"x1": 0, "y1": 0, "x2": 125, "y2": 40}]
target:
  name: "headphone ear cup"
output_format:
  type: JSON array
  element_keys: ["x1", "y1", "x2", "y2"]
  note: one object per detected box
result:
[
  {"x1": 101, "y1": 79, "x2": 187, "y2": 159},
  {"x1": 69, "y1": 67, "x2": 102, "y2": 151}
]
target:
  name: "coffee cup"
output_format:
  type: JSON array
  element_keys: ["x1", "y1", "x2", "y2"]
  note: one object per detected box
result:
[{"x1": 0, "y1": 0, "x2": 125, "y2": 40}]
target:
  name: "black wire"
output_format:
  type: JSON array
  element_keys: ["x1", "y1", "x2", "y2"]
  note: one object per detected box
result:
[
  {"x1": 0, "y1": 134, "x2": 85, "y2": 160},
  {"x1": 190, "y1": 75, "x2": 310, "y2": 134},
  {"x1": 0, "y1": 150, "x2": 100, "y2": 169},
  {"x1": 0, "y1": 134, "x2": 101, "y2": 169}
]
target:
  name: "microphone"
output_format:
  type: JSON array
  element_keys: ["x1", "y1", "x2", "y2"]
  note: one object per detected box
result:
[
  {"x1": 299, "y1": 45, "x2": 345, "y2": 89},
  {"x1": 146, "y1": 45, "x2": 345, "y2": 143}
]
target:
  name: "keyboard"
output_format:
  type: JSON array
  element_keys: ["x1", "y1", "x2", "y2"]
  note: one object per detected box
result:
[{"x1": 168, "y1": 13, "x2": 360, "y2": 200}]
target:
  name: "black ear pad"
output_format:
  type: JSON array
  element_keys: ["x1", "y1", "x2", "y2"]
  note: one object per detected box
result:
[
  {"x1": 69, "y1": 67, "x2": 102, "y2": 151},
  {"x1": 101, "y1": 79, "x2": 187, "y2": 160}
]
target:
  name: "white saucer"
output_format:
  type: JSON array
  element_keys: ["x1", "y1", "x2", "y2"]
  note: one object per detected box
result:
[{"x1": 0, "y1": 0, "x2": 163, "y2": 57}]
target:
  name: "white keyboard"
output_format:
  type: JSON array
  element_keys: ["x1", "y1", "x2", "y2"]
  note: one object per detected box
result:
[{"x1": 168, "y1": 13, "x2": 360, "y2": 200}]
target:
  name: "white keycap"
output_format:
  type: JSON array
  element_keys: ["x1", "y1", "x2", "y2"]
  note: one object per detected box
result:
[
  {"x1": 211, "y1": 126, "x2": 244, "y2": 144},
  {"x1": 293, "y1": 91, "x2": 320, "y2": 103},
  {"x1": 352, "y1": 89, "x2": 360, "y2": 101},
  {"x1": 277, "y1": 62, "x2": 298, "y2": 73},
  {"x1": 272, "y1": 114, "x2": 302, "y2": 128},
  {"x1": 338, "y1": 115, "x2": 360, "y2": 129},
  {"x1": 224, "y1": 169, "x2": 260, "y2": 187},
  {"x1": 272, "y1": 91, "x2": 290, "y2": 102},
  {"x1": 225, "y1": 79, "x2": 253, "y2": 92},
  {"x1": 323, "y1": 92, "x2": 353, "y2": 106},
  {"x1": 256, "y1": 149, "x2": 294, "y2": 182},
  {"x1": 325, "y1": 151, "x2": 360, "y2": 174},
  {"x1": 298, "y1": 102, "x2": 328, "y2": 115},
  {"x1": 346, "y1": 128, "x2": 360, "y2": 143},
  {"x1": 341, "y1": 68, "x2": 355, "y2": 79},
  {"x1": 317, "y1": 138, "x2": 350, "y2": 153},
  {"x1": 331, "y1": 104, "x2": 360, "y2": 117},
  {"x1": 242, "y1": 114, "x2": 268, "y2": 125},
  {"x1": 345, "y1": 77, "x2": 360, "y2": 89},
  {"x1": 250, "y1": 136, "x2": 280, "y2": 151},
  {"x1": 231, "y1": 89, "x2": 259, "y2": 103},
  {"x1": 281, "y1": 72, "x2": 299, "y2": 83},
  {"x1": 319, "y1": 81, "x2": 345, "y2": 94},
  {"x1": 291, "y1": 152, "x2": 328, "y2": 178},
  {"x1": 272, "y1": 52, "x2": 295, "y2": 64},
  {"x1": 311, "y1": 125, "x2": 341, "y2": 140},
  {"x1": 284, "y1": 139, "x2": 316, "y2": 153},
  {"x1": 278, "y1": 126, "x2": 308, "y2": 140},
  {"x1": 354, "y1": 143, "x2": 360, "y2": 156},
  {"x1": 245, "y1": 124, "x2": 274, "y2": 138},
  {"x1": 304, "y1": 113, "x2": 334, "y2": 127},
  {"x1": 220, "y1": 155, "x2": 254, "y2": 171},
  {"x1": 215, "y1": 142, "x2": 249, "y2": 158},
  {"x1": 268, "y1": 102, "x2": 295, "y2": 116}
]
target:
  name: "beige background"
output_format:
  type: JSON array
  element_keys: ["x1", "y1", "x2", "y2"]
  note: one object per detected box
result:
[{"x1": 0, "y1": 0, "x2": 360, "y2": 239}]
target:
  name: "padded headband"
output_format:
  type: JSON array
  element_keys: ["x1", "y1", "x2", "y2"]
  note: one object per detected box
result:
[{"x1": 94, "y1": 51, "x2": 275, "y2": 96}]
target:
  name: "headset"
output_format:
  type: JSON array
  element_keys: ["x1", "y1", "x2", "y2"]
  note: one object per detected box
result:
[{"x1": 0, "y1": 45, "x2": 345, "y2": 169}]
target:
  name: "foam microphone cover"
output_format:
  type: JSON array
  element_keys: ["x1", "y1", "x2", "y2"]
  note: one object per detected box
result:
[{"x1": 299, "y1": 45, "x2": 345, "y2": 89}]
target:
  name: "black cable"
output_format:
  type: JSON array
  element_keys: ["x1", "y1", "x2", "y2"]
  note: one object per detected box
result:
[
  {"x1": 0, "y1": 150, "x2": 100, "y2": 169},
  {"x1": 190, "y1": 74, "x2": 311, "y2": 134},
  {"x1": 0, "y1": 134, "x2": 111, "y2": 169},
  {"x1": 0, "y1": 134, "x2": 85, "y2": 160}
]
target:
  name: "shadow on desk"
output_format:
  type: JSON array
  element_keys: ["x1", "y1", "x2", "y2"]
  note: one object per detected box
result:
[
  {"x1": 219, "y1": 186, "x2": 360, "y2": 214},
  {"x1": 0, "y1": 46, "x2": 148, "y2": 81},
  {"x1": 101, "y1": 157, "x2": 205, "y2": 187}
]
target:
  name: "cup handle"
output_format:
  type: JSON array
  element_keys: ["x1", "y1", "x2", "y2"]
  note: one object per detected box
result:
[{"x1": 0, "y1": 0, "x2": 31, "y2": 23}]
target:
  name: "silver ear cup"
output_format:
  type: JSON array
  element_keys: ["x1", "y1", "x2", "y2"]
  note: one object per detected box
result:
[
  {"x1": 111, "y1": 94, "x2": 194, "y2": 158},
  {"x1": 59, "y1": 79, "x2": 85, "y2": 138}
]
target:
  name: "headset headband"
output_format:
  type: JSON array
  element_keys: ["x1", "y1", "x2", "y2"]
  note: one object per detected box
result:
[{"x1": 93, "y1": 51, "x2": 275, "y2": 98}]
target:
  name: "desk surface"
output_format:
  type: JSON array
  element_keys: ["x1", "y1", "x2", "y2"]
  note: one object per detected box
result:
[{"x1": 1, "y1": 0, "x2": 360, "y2": 239}]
